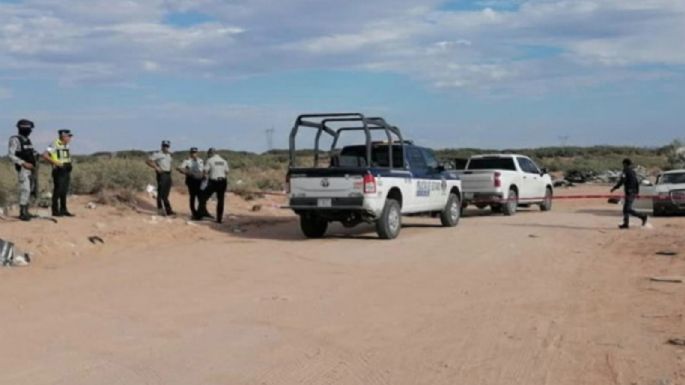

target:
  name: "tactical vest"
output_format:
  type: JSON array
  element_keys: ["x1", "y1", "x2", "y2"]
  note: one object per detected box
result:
[
  {"x1": 12, "y1": 135, "x2": 36, "y2": 172},
  {"x1": 50, "y1": 139, "x2": 72, "y2": 164}
]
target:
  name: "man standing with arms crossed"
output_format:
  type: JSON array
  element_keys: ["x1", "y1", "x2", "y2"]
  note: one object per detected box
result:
[
  {"x1": 7, "y1": 119, "x2": 38, "y2": 221},
  {"x1": 43, "y1": 129, "x2": 75, "y2": 217},
  {"x1": 611, "y1": 158, "x2": 648, "y2": 229},
  {"x1": 147, "y1": 140, "x2": 175, "y2": 216}
]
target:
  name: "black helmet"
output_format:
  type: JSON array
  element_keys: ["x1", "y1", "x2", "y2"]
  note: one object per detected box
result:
[{"x1": 16, "y1": 119, "x2": 34, "y2": 137}]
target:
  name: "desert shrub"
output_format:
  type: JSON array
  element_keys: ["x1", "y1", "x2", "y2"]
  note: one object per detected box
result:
[{"x1": 70, "y1": 158, "x2": 153, "y2": 195}]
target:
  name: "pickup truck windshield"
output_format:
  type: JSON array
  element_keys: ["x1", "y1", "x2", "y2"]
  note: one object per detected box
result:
[
  {"x1": 659, "y1": 173, "x2": 685, "y2": 184},
  {"x1": 334, "y1": 145, "x2": 405, "y2": 168},
  {"x1": 467, "y1": 157, "x2": 517, "y2": 171}
]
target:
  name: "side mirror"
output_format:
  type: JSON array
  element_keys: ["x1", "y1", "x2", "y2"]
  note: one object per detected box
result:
[{"x1": 540, "y1": 168, "x2": 548, "y2": 175}]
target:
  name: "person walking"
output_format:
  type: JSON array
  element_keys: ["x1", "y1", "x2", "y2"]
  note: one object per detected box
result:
[
  {"x1": 177, "y1": 147, "x2": 205, "y2": 220},
  {"x1": 147, "y1": 140, "x2": 175, "y2": 216},
  {"x1": 611, "y1": 158, "x2": 648, "y2": 229},
  {"x1": 43, "y1": 129, "x2": 74, "y2": 217},
  {"x1": 200, "y1": 148, "x2": 229, "y2": 223},
  {"x1": 7, "y1": 119, "x2": 37, "y2": 221}
]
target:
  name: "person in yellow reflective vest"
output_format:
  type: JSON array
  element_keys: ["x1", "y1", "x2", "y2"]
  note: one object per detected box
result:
[{"x1": 42, "y1": 129, "x2": 74, "y2": 217}]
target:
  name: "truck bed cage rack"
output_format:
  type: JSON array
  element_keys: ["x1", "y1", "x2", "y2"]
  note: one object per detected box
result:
[{"x1": 289, "y1": 113, "x2": 405, "y2": 169}]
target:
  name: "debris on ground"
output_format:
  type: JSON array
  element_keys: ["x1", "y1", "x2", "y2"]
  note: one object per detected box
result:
[
  {"x1": 667, "y1": 338, "x2": 685, "y2": 346},
  {"x1": 86, "y1": 202, "x2": 97, "y2": 209},
  {"x1": 251, "y1": 204, "x2": 262, "y2": 212},
  {"x1": 529, "y1": 234, "x2": 540, "y2": 239},
  {"x1": 553, "y1": 179, "x2": 575, "y2": 188},
  {"x1": 608, "y1": 197, "x2": 621, "y2": 204},
  {"x1": 656, "y1": 251, "x2": 678, "y2": 256},
  {"x1": 87, "y1": 236, "x2": 105, "y2": 245},
  {"x1": 649, "y1": 276, "x2": 683, "y2": 284},
  {"x1": 232, "y1": 227, "x2": 245, "y2": 233},
  {"x1": 1, "y1": 239, "x2": 31, "y2": 267}
]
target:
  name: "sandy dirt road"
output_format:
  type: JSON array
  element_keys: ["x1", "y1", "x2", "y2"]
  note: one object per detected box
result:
[{"x1": 1, "y1": 186, "x2": 684, "y2": 385}]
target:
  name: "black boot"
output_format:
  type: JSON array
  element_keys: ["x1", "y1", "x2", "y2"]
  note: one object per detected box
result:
[
  {"x1": 60, "y1": 210, "x2": 75, "y2": 217},
  {"x1": 618, "y1": 223, "x2": 629, "y2": 229},
  {"x1": 19, "y1": 205, "x2": 31, "y2": 222},
  {"x1": 641, "y1": 215, "x2": 648, "y2": 227}
]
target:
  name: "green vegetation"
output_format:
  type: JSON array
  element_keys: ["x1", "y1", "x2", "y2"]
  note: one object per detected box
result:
[{"x1": 1, "y1": 142, "x2": 683, "y2": 207}]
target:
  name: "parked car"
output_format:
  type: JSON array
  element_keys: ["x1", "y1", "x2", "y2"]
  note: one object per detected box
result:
[
  {"x1": 460, "y1": 154, "x2": 554, "y2": 215},
  {"x1": 635, "y1": 169, "x2": 685, "y2": 216},
  {"x1": 285, "y1": 113, "x2": 462, "y2": 240}
]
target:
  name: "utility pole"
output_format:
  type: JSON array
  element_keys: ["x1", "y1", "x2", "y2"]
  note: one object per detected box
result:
[
  {"x1": 265, "y1": 127, "x2": 275, "y2": 151},
  {"x1": 558, "y1": 135, "x2": 569, "y2": 147}
]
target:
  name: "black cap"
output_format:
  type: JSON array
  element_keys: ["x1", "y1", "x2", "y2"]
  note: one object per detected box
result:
[
  {"x1": 207, "y1": 147, "x2": 216, "y2": 154},
  {"x1": 190, "y1": 147, "x2": 198, "y2": 153},
  {"x1": 17, "y1": 119, "x2": 34, "y2": 130},
  {"x1": 161, "y1": 140, "x2": 171, "y2": 147},
  {"x1": 623, "y1": 158, "x2": 632, "y2": 166},
  {"x1": 58, "y1": 129, "x2": 73, "y2": 137}
]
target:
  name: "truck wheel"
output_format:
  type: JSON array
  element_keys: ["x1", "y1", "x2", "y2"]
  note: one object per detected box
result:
[
  {"x1": 376, "y1": 199, "x2": 402, "y2": 240},
  {"x1": 440, "y1": 193, "x2": 461, "y2": 227},
  {"x1": 300, "y1": 214, "x2": 328, "y2": 238},
  {"x1": 502, "y1": 188, "x2": 518, "y2": 216},
  {"x1": 540, "y1": 187, "x2": 553, "y2": 211}
]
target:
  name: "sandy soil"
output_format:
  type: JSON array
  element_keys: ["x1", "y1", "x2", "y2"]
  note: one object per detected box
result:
[{"x1": 1, "y1": 185, "x2": 683, "y2": 385}]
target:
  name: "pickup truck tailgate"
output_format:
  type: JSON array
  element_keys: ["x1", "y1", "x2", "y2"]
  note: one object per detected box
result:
[
  {"x1": 461, "y1": 171, "x2": 495, "y2": 191},
  {"x1": 290, "y1": 175, "x2": 363, "y2": 197}
]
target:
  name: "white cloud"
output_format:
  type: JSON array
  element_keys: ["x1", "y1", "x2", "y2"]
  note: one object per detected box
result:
[{"x1": 0, "y1": 0, "x2": 683, "y2": 92}]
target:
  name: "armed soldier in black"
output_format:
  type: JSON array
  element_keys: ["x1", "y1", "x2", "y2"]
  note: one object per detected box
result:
[
  {"x1": 611, "y1": 158, "x2": 648, "y2": 229},
  {"x1": 7, "y1": 119, "x2": 38, "y2": 221}
]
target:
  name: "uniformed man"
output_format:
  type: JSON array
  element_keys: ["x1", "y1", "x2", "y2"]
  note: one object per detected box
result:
[
  {"x1": 611, "y1": 158, "x2": 648, "y2": 229},
  {"x1": 200, "y1": 148, "x2": 229, "y2": 223},
  {"x1": 146, "y1": 140, "x2": 175, "y2": 216},
  {"x1": 7, "y1": 119, "x2": 37, "y2": 221},
  {"x1": 176, "y1": 147, "x2": 205, "y2": 220},
  {"x1": 43, "y1": 129, "x2": 74, "y2": 217}
]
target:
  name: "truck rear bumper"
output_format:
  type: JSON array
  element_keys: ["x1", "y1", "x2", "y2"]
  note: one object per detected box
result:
[
  {"x1": 285, "y1": 197, "x2": 366, "y2": 211},
  {"x1": 463, "y1": 192, "x2": 504, "y2": 204}
]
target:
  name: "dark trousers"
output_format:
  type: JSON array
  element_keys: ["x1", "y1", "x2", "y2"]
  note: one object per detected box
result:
[
  {"x1": 623, "y1": 193, "x2": 646, "y2": 224},
  {"x1": 201, "y1": 179, "x2": 227, "y2": 222},
  {"x1": 51, "y1": 167, "x2": 71, "y2": 214},
  {"x1": 157, "y1": 172, "x2": 173, "y2": 214},
  {"x1": 186, "y1": 177, "x2": 202, "y2": 217}
]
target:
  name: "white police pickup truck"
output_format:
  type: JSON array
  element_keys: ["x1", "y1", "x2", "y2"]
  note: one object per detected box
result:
[
  {"x1": 460, "y1": 154, "x2": 554, "y2": 215},
  {"x1": 285, "y1": 113, "x2": 462, "y2": 240}
]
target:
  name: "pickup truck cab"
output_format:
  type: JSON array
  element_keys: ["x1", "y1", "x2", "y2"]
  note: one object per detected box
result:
[
  {"x1": 286, "y1": 113, "x2": 462, "y2": 239},
  {"x1": 635, "y1": 169, "x2": 685, "y2": 216},
  {"x1": 461, "y1": 154, "x2": 553, "y2": 215}
]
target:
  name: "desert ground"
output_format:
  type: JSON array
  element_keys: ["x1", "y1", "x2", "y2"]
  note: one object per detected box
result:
[{"x1": 0, "y1": 185, "x2": 683, "y2": 385}]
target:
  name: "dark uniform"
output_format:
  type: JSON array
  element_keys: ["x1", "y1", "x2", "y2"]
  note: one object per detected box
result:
[
  {"x1": 200, "y1": 149, "x2": 229, "y2": 223},
  {"x1": 46, "y1": 130, "x2": 74, "y2": 217},
  {"x1": 178, "y1": 148, "x2": 205, "y2": 219},
  {"x1": 612, "y1": 160, "x2": 648, "y2": 228},
  {"x1": 7, "y1": 120, "x2": 37, "y2": 221}
]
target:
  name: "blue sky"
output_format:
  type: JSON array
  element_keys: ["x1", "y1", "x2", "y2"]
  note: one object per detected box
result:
[{"x1": 1, "y1": 0, "x2": 684, "y2": 153}]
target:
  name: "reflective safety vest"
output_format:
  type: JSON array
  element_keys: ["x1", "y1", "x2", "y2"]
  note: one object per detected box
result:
[{"x1": 50, "y1": 139, "x2": 71, "y2": 164}]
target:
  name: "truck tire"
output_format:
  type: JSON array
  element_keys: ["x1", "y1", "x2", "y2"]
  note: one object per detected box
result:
[
  {"x1": 376, "y1": 199, "x2": 402, "y2": 240},
  {"x1": 540, "y1": 187, "x2": 553, "y2": 211},
  {"x1": 502, "y1": 188, "x2": 518, "y2": 216},
  {"x1": 300, "y1": 214, "x2": 328, "y2": 238},
  {"x1": 440, "y1": 193, "x2": 461, "y2": 227}
]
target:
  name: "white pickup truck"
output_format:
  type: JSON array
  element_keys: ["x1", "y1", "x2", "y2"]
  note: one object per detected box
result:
[
  {"x1": 460, "y1": 154, "x2": 554, "y2": 215},
  {"x1": 634, "y1": 169, "x2": 685, "y2": 216},
  {"x1": 285, "y1": 113, "x2": 462, "y2": 240}
]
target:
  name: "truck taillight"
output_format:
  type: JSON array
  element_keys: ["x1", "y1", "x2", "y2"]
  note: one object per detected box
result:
[
  {"x1": 285, "y1": 174, "x2": 291, "y2": 194},
  {"x1": 363, "y1": 173, "x2": 377, "y2": 194},
  {"x1": 494, "y1": 172, "x2": 502, "y2": 188}
]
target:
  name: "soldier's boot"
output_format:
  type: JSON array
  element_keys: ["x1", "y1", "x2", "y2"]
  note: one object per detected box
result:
[
  {"x1": 19, "y1": 205, "x2": 31, "y2": 222},
  {"x1": 641, "y1": 215, "x2": 648, "y2": 227}
]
